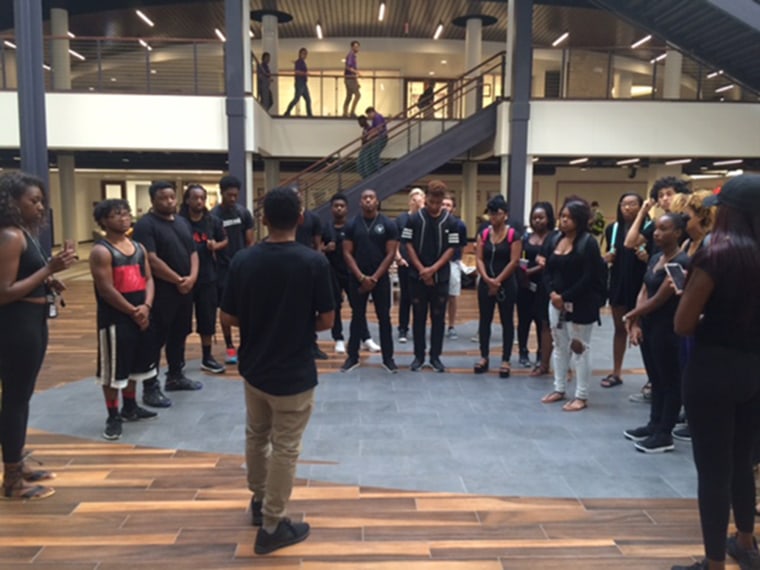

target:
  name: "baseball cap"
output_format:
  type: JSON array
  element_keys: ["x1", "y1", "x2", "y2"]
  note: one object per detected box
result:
[{"x1": 702, "y1": 174, "x2": 760, "y2": 212}]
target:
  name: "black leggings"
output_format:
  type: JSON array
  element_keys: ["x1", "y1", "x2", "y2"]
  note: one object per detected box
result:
[
  {"x1": 478, "y1": 280, "x2": 516, "y2": 362},
  {"x1": 684, "y1": 345, "x2": 760, "y2": 562},
  {"x1": 516, "y1": 286, "x2": 542, "y2": 357},
  {"x1": 0, "y1": 303, "x2": 48, "y2": 464},
  {"x1": 640, "y1": 317, "x2": 681, "y2": 435}
]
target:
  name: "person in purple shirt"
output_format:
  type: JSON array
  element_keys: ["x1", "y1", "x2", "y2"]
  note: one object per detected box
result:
[
  {"x1": 365, "y1": 107, "x2": 387, "y2": 175},
  {"x1": 257, "y1": 52, "x2": 273, "y2": 112},
  {"x1": 284, "y1": 48, "x2": 312, "y2": 117},
  {"x1": 343, "y1": 41, "x2": 361, "y2": 117}
]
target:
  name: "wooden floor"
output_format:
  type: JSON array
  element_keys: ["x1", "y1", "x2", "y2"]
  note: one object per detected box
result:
[{"x1": 2, "y1": 264, "x2": 713, "y2": 568}]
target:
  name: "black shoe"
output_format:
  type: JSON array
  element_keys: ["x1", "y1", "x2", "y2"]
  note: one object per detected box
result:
[
  {"x1": 635, "y1": 433, "x2": 675, "y2": 454},
  {"x1": 410, "y1": 357, "x2": 424, "y2": 372},
  {"x1": 201, "y1": 357, "x2": 226, "y2": 374},
  {"x1": 671, "y1": 562, "x2": 707, "y2": 570},
  {"x1": 165, "y1": 374, "x2": 203, "y2": 391},
  {"x1": 312, "y1": 346, "x2": 329, "y2": 360},
  {"x1": 103, "y1": 416, "x2": 123, "y2": 440},
  {"x1": 473, "y1": 359, "x2": 489, "y2": 374},
  {"x1": 727, "y1": 533, "x2": 760, "y2": 569},
  {"x1": 254, "y1": 518, "x2": 310, "y2": 555},
  {"x1": 121, "y1": 405, "x2": 158, "y2": 422},
  {"x1": 623, "y1": 425, "x2": 653, "y2": 442},
  {"x1": 519, "y1": 353, "x2": 531, "y2": 368},
  {"x1": 382, "y1": 359, "x2": 398, "y2": 374},
  {"x1": 340, "y1": 356, "x2": 360, "y2": 373},
  {"x1": 250, "y1": 497, "x2": 263, "y2": 527},
  {"x1": 429, "y1": 358, "x2": 446, "y2": 373},
  {"x1": 398, "y1": 329, "x2": 408, "y2": 343},
  {"x1": 672, "y1": 425, "x2": 692, "y2": 442},
  {"x1": 142, "y1": 380, "x2": 172, "y2": 408}
]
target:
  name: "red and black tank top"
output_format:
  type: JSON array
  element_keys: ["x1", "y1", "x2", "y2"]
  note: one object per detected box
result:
[{"x1": 95, "y1": 239, "x2": 147, "y2": 328}]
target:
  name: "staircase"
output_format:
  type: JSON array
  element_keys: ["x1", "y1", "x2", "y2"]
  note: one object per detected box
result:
[{"x1": 278, "y1": 52, "x2": 507, "y2": 221}]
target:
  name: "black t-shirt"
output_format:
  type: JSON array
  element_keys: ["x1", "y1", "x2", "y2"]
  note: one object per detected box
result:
[
  {"x1": 481, "y1": 225, "x2": 523, "y2": 279},
  {"x1": 132, "y1": 212, "x2": 195, "y2": 289},
  {"x1": 221, "y1": 241, "x2": 335, "y2": 396},
  {"x1": 401, "y1": 209, "x2": 460, "y2": 282},
  {"x1": 642, "y1": 251, "x2": 690, "y2": 326},
  {"x1": 183, "y1": 214, "x2": 226, "y2": 285},
  {"x1": 296, "y1": 210, "x2": 322, "y2": 249},
  {"x1": 210, "y1": 204, "x2": 254, "y2": 268},
  {"x1": 323, "y1": 222, "x2": 348, "y2": 278},
  {"x1": 344, "y1": 213, "x2": 399, "y2": 276},
  {"x1": 605, "y1": 220, "x2": 652, "y2": 310}
]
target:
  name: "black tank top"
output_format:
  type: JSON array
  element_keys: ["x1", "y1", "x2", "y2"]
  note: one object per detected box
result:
[
  {"x1": 18, "y1": 229, "x2": 47, "y2": 298},
  {"x1": 95, "y1": 239, "x2": 147, "y2": 328}
]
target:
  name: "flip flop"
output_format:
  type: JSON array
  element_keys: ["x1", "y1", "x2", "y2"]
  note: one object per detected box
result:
[
  {"x1": 600, "y1": 374, "x2": 623, "y2": 388},
  {"x1": 562, "y1": 398, "x2": 588, "y2": 412}
]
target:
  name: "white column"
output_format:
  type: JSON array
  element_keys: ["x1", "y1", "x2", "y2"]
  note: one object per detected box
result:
[
  {"x1": 613, "y1": 71, "x2": 633, "y2": 99},
  {"x1": 499, "y1": 155, "x2": 509, "y2": 198},
  {"x1": 244, "y1": 153, "x2": 254, "y2": 213},
  {"x1": 523, "y1": 155, "x2": 534, "y2": 223},
  {"x1": 465, "y1": 17, "x2": 483, "y2": 115},
  {"x1": 663, "y1": 47, "x2": 683, "y2": 100},
  {"x1": 462, "y1": 162, "x2": 478, "y2": 234},
  {"x1": 50, "y1": 7, "x2": 70, "y2": 89},
  {"x1": 262, "y1": 14, "x2": 279, "y2": 113}
]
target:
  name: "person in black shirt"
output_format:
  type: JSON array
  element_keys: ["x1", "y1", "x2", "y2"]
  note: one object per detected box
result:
[
  {"x1": 341, "y1": 189, "x2": 399, "y2": 373},
  {"x1": 623, "y1": 213, "x2": 689, "y2": 453},
  {"x1": 180, "y1": 185, "x2": 228, "y2": 374},
  {"x1": 394, "y1": 188, "x2": 425, "y2": 343},
  {"x1": 401, "y1": 180, "x2": 460, "y2": 372},
  {"x1": 90, "y1": 200, "x2": 158, "y2": 441},
  {"x1": 132, "y1": 181, "x2": 200, "y2": 408},
  {"x1": 210, "y1": 175, "x2": 254, "y2": 366},
  {"x1": 474, "y1": 195, "x2": 523, "y2": 378},
  {"x1": 220, "y1": 187, "x2": 334, "y2": 555},
  {"x1": 671, "y1": 175, "x2": 760, "y2": 570}
]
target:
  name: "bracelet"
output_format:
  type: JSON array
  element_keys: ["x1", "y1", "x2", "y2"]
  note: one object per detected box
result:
[{"x1": 359, "y1": 274, "x2": 366, "y2": 282}]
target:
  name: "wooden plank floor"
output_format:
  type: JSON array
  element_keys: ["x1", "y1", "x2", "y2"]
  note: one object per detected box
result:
[{"x1": 0, "y1": 263, "x2": 714, "y2": 568}]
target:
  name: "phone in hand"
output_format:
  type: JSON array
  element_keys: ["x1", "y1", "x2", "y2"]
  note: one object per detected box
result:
[{"x1": 665, "y1": 263, "x2": 686, "y2": 294}]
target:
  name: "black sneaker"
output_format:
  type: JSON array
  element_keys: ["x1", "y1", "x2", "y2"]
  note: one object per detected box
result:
[
  {"x1": 165, "y1": 375, "x2": 203, "y2": 391},
  {"x1": 103, "y1": 416, "x2": 123, "y2": 440},
  {"x1": 635, "y1": 433, "x2": 675, "y2": 454},
  {"x1": 340, "y1": 356, "x2": 360, "y2": 373},
  {"x1": 398, "y1": 330, "x2": 408, "y2": 343},
  {"x1": 250, "y1": 497, "x2": 263, "y2": 527},
  {"x1": 121, "y1": 405, "x2": 158, "y2": 422},
  {"x1": 201, "y1": 357, "x2": 226, "y2": 374},
  {"x1": 410, "y1": 357, "x2": 424, "y2": 372},
  {"x1": 429, "y1": 358, "x2": 446, "y2": 373},
  {"x1": 623, "y1": 425, "x2": 653, "y2": 442},
  {"x1": 142, "y1": 379, "x2": 172, "y2": 408},
  {"x1": 312, "y1": 346, "x2": 329, "y2": 360},
  {"x1": 672, "y1": 425, "x2": 692, "y2": 442},
  {"x1": 382, "y1": 359, "x2": 398, "y2": 374},
  {"x1": 519, "y1": 353, "x2": 531, "y2": 368},
  {"x1": 671, "y1": 562, "x2": 707, "y2": 570},
  {"x1": 254, "y1": 518, "x2": 310, "y2": 555},
  {"x1": 726, "y1": 533, "x2": 760, "y2": 569}
]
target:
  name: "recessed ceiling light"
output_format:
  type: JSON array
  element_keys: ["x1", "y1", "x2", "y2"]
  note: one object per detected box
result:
[
  {"x1": 42, "y1": 64, "x2": 51, "y2": 71},
  {"x1": 68, "y1": 49, "x2": 85, "y2": 60},
  {"x1": 378, "y1": 2, "x2": 386, "y2": 22},
  {"x1": 616, "y1": 157, "x2": 640, "y2": 165},
  {"x1": 4, "y1": 40, "x2": 16, "y2": 49},
  {"x1": 110, "y1": 77, "x2": 117, "y2": 82},
  {"x1": 706, "y1": 70, "x2": 723, "y2": 79},
  {"x1": 630, "y1": 34, "x2": 652, "y2": 49},
  {"x1": 135, "y1": 10, "x2": 155, "y2": 27},
  {"x1": 215, "y1": 28, "x2": 226, "y2": 42},
  {"x1": 429, "y1": 71, "x2": 435, "y2": 75},
  {"x1": 552, "y1": 32, "x2": 569, "y2": 47},
  {"x1": 715, "y1": 83, "x2": 735, "y2": 93},
  {"x1": 569, "y1": 157, "x2": 589, "y2": 165},
  {"x1": 713, "y1": 159, "x2": 742, "y2": 166},
  {"x1": 67, "y1": 31, "x2": 76, "y2": 39},
  {"x1": 433, "y1": 22, "x2": 443, "y2": 40},
  {"x1": 441, "y1": 59, "x2": 447, "y2": 64},
  {"x1": 532, "y1": 157, "x2": 539, "y2": 163},
  {"x1": 649, "y1": 53, "x2": 667, "y2": 64},
  {"x1": 249, "y1": 29, "x2": 254, "y2": 38},
  {"x1": 665, "y1": 158, "x2": 692, "y2": 165},
  {"x1": 316, "y1": 23, "x2": 323, "y2": 39}
]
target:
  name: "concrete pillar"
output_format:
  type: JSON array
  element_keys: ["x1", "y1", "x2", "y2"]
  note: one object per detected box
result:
[
  {"x1": 613, "y1": 71, "x2": 633, "y2": 99},
  {"x1": 532, "y1": 60, "x2": 546, "y2": 98},
  {"x1": 264, "y1": 158, "x2": 280, "y2": 192},
  {"x1": 464, "y1": 18, "x2": 482, "y2": 115},
  {"x1": 262, "y1": 14, "x2": 279, "y2": 114},
  {"x1": 57, "y1": 154, "x2": 78, "y2": 243},
  {"x1": 663, "y1": 47, "x2": 683, "y2": 100},
  {"x1": 462, "y1": 162, "x2": 478, "y2": 237},
  {"x1": 50, "y1": 7, "x2": 71, "y2": 89},
  {"x1": 522, "y1": 155, "x2": 534, "y2": 223}
]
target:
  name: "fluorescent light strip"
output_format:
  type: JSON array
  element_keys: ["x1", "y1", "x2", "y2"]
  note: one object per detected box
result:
[
  {"x1": 630, "y1": 34, "x2": 652, "y2": 49},
  {"x1": 42, "y1": 64, "x2": 51, "y2": 71},
  {"x1": 532, "y1": 157, "x2": 539, "y2": 163},
  {"x1": 316, "y1": 23, "x2": 323, "y2": 39},
  {"x1": 665, "y1": 158, "x2": 692, "y2": 165},
  {"x1": 433, "y1": 23, "x2": 444, "y2": 40},
  {"x1": 215, "y1": 28, "x2": 226, "y2": 42},
  {"x1": 569, "y1": 157, "x2": 589, "y2": 165},
  {"x1": 136, "y1": 10, "x2": 155, "y2": 27},
  {"x1": 715, "y1": 83, "x2": 735, "y2": 93},
  {"x1": 378, "y1": 2, "x2": 386, "y2": 22},
  {"x1": 68, "y1": 49, "x2": 85, "y2": 60},
  {"x1": 713, "y1": 159, "x2": 742, "y2": 166},
  {"x1": 67, "y1": 31, "x2": 76, "y2": 39},
  {"x1": 706, "y1": 70, "x2": 723, "y2": 79},
  {"x1": 616, "y1": 158, "x2": 640, "y2": 166},
  {"x1": 552, "y1": 32, "x2": 569, "y2": 47},
  {"x1": 249, "y1": 29, "x2": 254, "y2": 38},
  {"x1": 649, "y1": 53, "x2": 667, "y2": 64},
  {"x1": 4, "y1": 40, "x2": 16, "y2": 49}
]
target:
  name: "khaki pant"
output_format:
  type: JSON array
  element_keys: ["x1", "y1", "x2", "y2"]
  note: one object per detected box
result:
[{"x1": 244, "y1": 382, "x2": 315, "y2": 528}]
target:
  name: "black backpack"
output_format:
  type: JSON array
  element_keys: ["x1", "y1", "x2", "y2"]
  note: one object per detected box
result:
[{"x1": 550, "y1": 232, "x2": 608, "y2": 309}]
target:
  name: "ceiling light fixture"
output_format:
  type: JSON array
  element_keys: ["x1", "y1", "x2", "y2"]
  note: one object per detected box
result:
[
  {"x1": 316, "y1": 22, "x2": 323, "y2": 39},
  {"x1": 68, "y1": 49, "x2": 85, "y2": 60},
  {"x1": 665, "y1": 158, "x2": 692, "y2": 165},
  {"x1": 532, "y1": 157, "x2": 539, "y2": 163},
  {"x1": 67, "y1": 31, "x2": 76, "y2": 39},
  {"x1": 616, "y1": 157, "x2": 640, "y2": 166},
  {"x1": 3, "y1": 40, "x2": 16, "y2": 49},
  {"x1": 706, "y1": 70, "x2": 723, "y2": 79},
  {"x1": 441, "y1": 59, "x2": 447, "y2": 64},
  {"x1": 433, "y1": 22, "x2": 444, "y2": 40},
  {"x1": 713, "y1": 159, "x2": 743, "y2": 166},
  {"x1": 215, "y1": 28, "x2": 226, "y2": 42},
  {"x1": 649, "y1": 53, "x2": 667, "y2": 64},
  {"x1": 630, "y1": 34, "x2": 652, "y2": 49},
  {"x1": 715, "y1": 83, "x2": 735, "y2": 93},
  {"x1": 378, "y1": 2, "x2": 386, "y2": 22},
  {"x1": 249, "y1": 29, "x2": 254, "y2": 38},
  {"x1": 569, "y1": 157, "x2": 589, "y2": 165},
  {"x1": 135, "y1": 10, "x2": 155, "y2": 27},
  {"x1": 42, "y1": 64, "x2": 51, "y2": 71},
  {"x1": 138, "y1": 39, "x2": 152, "y2": 51},
  {"x1": 552, "y1": 32, "x2": 569, "y2": 47}
]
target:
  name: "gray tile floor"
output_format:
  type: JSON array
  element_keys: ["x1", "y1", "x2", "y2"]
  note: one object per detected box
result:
[{"x1": 29, "y1": 317, "x2": 698, "y2": 499}]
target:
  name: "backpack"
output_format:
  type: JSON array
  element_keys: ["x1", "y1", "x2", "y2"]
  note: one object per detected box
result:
[
  {"x1": 481, "y1": 225, "x2": 515, "y2": 245},
  {"x1": 550, "y1": 231, "x2": 608, "y2": 309}
]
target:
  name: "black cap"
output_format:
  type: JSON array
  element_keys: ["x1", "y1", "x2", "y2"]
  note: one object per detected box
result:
[
  {"x1": 702, "y1": 174, "x2": 760, "y2": 212},
  {"x1": 486, "y1": 195, "x2": 509, "y2": 212}
]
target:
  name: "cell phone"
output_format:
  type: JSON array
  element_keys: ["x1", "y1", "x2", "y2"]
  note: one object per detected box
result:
[
  {"x1": 519, "y1": 258, "x2": 529, "y2": 270},
  {"x1": 665, "y1": 263, "x2": 686, "y2": 293}
]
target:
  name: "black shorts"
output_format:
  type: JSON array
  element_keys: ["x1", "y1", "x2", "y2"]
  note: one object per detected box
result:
[
  {"x1": 97, "y1": 321, "x2": 157, "y2": 389},
  {"x1": 193, "y1": 281, "x2": 218, "y2": 335}
]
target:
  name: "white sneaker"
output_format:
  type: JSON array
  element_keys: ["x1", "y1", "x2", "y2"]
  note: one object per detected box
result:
[
  {"x1": 335, "y1": 340, "x2": 346, "y2": 354},
  {"x1": 363, "y1": 338, "x2": 381, "y2": 353}
]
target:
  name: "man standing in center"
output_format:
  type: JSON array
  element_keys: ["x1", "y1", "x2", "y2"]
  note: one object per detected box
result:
[
  {"x1": 343, "y1": 40, "x2": 361, "y2": 117},
  {"x1": 401, "y1": 180, "x2": 461, "y2": 372},
  {"x1": 341, "y1": 189, "x2": 399, "y2": 373}
]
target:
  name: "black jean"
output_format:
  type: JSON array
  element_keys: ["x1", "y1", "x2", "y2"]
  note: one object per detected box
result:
[
  {"x1": 397, "y1": 265, "x2": 411, "y2": 334},
  {"x1": 640, "y1": 317, "x2": 681, "y2": 435},
  {"x1": 684, "y1": 344, "x2": 760, "y2": 562},
  {"x1": 478, "y1": 280, "x2": 516, "y2": 362},
  {"x1": 516, "y1": 286, "x2": 542, "y2": 357},
  {"x1": 410, "y1": 278, "x2": 448, "y2": 360},
  {"x1": 347, "y1": 276, "x2": 393, "y2": 361},
  {"x1": 152, "y1": 284, "x2": 193, "y2": 378},
  {"x1": 331, "y1": 272, "x2": 369, "y2": 342},
  {"x1": 0, "y1": 303, "x2": 47, "y2": 463}
]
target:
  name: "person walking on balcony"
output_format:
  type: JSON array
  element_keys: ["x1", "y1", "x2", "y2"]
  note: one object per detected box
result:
[
  {"x1": 365, "y1": 107, "x2": 387, "y2": 175},
  {"x1": 343, "y1": 41, "x2": 361, "y2": 117},
  {"x1": 417, "y1": 79, "x2": 435, "y2": 119},
  {"x1": 257, "y1": 52, "x2": 273, "y2": 112},
  {"x1": 284, "y1": 48, "x2": 312, "y2": 117}
]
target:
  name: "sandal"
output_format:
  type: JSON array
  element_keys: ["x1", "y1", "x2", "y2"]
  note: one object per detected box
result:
[
  {"x1": 600, "y1": 374, "x2": 623, "y2": 388},
  {"x1": 473, "y1": 358, "x2": 489, "y2": 374},
  {"x1": 499, "y1": 362, "x2": 511, "y2": 379},
  {"x1": 530, "y1": 364, "x2": 550, "y2": 377},
  {"x1": 562, "y1": 398, "x2": 588, "y2": 412},
  {"x1": 541, "y1": 391, "x2": 565, "y2": 404},
  {"x1": 2, "y1": 462, "x2": 55, "y2": 501},
  {"x1": 22, "y1": 456, "x2": 55, "y2": 482}
]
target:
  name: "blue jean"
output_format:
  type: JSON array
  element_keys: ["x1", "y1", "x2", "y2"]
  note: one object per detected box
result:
[{"x1": 284, "y1": 83, "x2": 312, "y2": 116}]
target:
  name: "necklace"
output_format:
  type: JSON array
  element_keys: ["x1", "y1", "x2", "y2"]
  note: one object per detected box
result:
[{"x1": 362, "y1": 214, "x2": 378, "y2": 234}]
